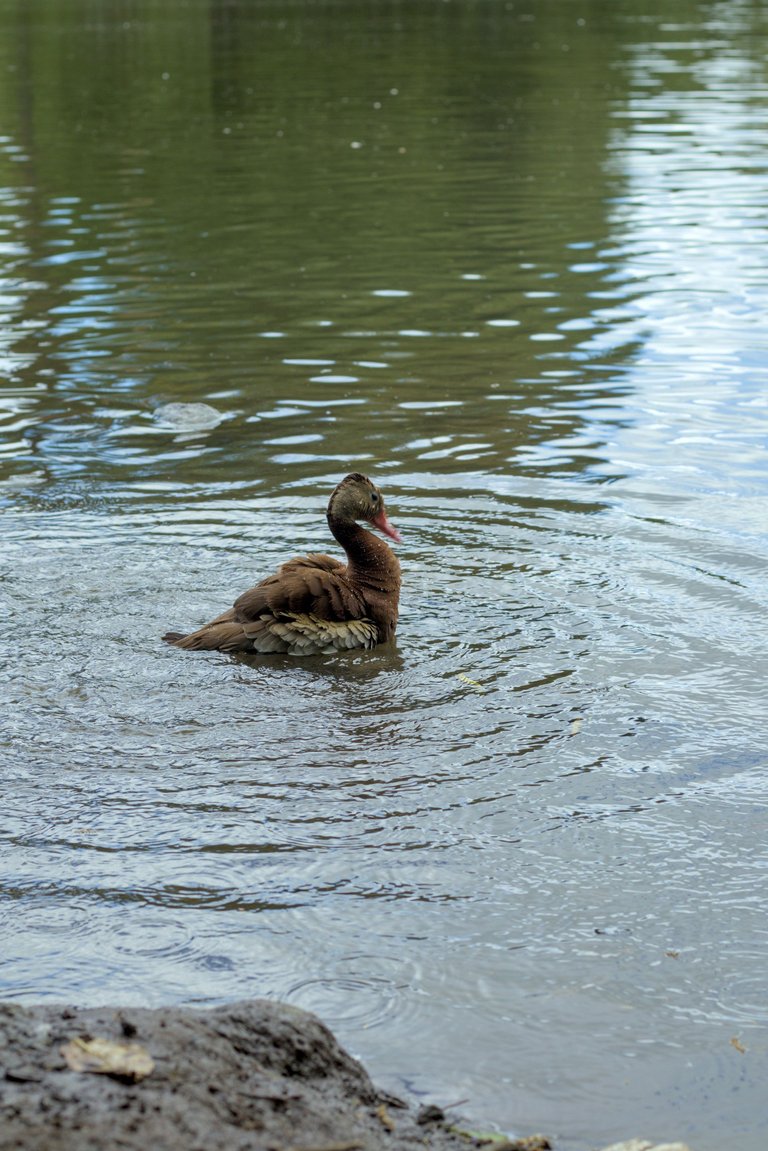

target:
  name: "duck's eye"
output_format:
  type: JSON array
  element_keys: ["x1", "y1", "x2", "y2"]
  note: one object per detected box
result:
[{"x1": 371, "y1": 491, "x2": 379, "y2": 504}]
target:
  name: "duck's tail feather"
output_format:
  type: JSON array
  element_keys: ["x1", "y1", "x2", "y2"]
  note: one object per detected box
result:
[
  {"x1": 162, "y1": 619, "x2": 250, "y2": 651},
  {"x1": 162, "y1": 631, "x2": 186, "y2": 644}
]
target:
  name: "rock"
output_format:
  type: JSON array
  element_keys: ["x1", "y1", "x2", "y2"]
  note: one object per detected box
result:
[
  {"x1": 598, "y1": 1141, "x2": 694, "y2": 1151},
  {"x1": 0, "y1": 999, "x2": 471, "y2": 1151},
  {"x1": 417, "y1": 1103, "x2": 446, "y2": 1124},
  {"x1": 598, "y1": 1143, "x2": 655, "y2": 1151},
  {"x1": 486, "y1": 1138, "x2": 551, "y2": 1151}
]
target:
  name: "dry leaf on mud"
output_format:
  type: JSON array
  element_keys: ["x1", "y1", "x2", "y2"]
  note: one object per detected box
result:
[
  {"x1": 61, "y1": 1036, "x2": 155, "y2": 1081},
  {"x1": 376, "y1": 1103, "x2": 396, "y2": 1131},
  {"x1": 730, "y1": 1036, "x2": 746, "y2": 1054}
]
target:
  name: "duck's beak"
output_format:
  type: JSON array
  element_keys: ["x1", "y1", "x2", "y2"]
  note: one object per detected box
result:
[{"x1": 370, "y1": 508, "x2": 402, "y2": 543}]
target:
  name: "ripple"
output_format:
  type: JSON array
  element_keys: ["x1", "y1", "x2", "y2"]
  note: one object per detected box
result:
[
  {"x1": 309, "y1": 373, "x2": 359, "y2": 383},
  {"x1": 283, "y1": 357, "x2": 335, "y2": 366},
  {"x1": 398, "y1": 401, "x2": 463, "y2": 409},
  {"x1": 283, "y1": 964, "x2": 412, "y2": 1032}
]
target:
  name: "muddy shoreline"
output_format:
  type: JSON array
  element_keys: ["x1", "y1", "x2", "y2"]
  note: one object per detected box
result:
[{"x1": 0, "y1": 999, "x2": 691, "y2": 1151}]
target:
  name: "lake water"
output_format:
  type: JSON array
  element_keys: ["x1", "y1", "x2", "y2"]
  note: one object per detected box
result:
[{"x1": 1, "y1": 2, "x2": 767, "y2": 1148}]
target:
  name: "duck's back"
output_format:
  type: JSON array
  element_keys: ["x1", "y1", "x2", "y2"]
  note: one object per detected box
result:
[
  {"x1": 235, "y1": 554, "x2": 364, "y2": 619},
  {"x1": 165, "y1": 552, "x2": 379, "y2": 655}
]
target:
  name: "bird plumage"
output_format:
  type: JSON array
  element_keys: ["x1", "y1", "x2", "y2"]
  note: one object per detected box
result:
[{"x1": 163, "y1": 473, "x2": 401, "y2": 656}]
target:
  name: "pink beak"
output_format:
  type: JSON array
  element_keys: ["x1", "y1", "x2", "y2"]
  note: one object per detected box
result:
[{"x1": 370, "y1": 508, "x2": 402, "y2": 543}]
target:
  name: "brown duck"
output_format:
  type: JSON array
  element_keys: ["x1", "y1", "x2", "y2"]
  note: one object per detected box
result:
[{"x1": 163, "y1": 473, "x2": 401, "y2": 656}]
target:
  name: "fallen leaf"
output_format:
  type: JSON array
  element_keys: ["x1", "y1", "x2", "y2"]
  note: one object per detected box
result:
[
  {"x1": 730, "y1": 1036, "x2": 746, "y2": 1054},
  {"x1": 457, "y1": 673, "x2": 486, "y2": 692},
  {"x1": 450, "y1": 1134, "x2": 550, "y2": 1151},
  {"x1": 376, "y1": 1103, "x2": 395, "y2": 1131},
  {"x1": 61, "y1": 1036, "x2": 155, "y2": 1081}
]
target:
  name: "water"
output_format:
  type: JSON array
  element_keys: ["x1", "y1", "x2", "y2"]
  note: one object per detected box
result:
[{"x1": 1, "y1": 2, "x2": 767, "y2": 1148}]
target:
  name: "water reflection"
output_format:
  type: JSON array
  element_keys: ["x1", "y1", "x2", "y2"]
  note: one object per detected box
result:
[
  {"x1": 598, "y1": 11, "x2": 768, "y2": 509},
  {"x1": 0, "y1": 0, "x2": 645, "y2": 499}
]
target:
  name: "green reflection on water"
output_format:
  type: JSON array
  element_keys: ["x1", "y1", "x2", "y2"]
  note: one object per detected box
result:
[{"x1": 0, "y1": 0, "x2": 649, "y2": 495}]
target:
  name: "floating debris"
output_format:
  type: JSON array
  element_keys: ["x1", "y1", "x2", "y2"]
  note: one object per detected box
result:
[
  {"x1": 152, "y1": 401, "x2": 223, "y2": 431},
  {"x1": 457, "y1": 673, "x2": 486, "y2": 693}
]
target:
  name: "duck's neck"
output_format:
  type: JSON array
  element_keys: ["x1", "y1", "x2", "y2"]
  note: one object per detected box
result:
[{"x1": 328, "y1": 513, "x2": 400, "y2": 592}]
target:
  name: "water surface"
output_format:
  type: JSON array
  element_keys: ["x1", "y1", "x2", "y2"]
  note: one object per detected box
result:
[{"x1": 1, "y1": 3, "x2": 767, "y2": 1149}]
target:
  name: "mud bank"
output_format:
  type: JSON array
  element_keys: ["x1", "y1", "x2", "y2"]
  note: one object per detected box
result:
[{"x1": 0, "y1": 999, "x2": 691, "y2": 1151}]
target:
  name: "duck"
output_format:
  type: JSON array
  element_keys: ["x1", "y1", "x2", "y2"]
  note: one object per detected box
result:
[{"x1": 163, "y1": 473, "x2": 401, "y2": 656}]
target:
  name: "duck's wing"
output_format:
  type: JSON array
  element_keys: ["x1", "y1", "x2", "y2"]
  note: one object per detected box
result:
[
  {"x1": 233, "y1": 553, "x2": 367, "y2": 623},
  {"x1": 164, "y1": 554, "x2": 377, "y2": 654}
]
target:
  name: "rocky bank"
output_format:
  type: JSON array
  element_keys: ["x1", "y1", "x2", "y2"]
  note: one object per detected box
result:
[{"x1": 0, "y1": 998, "x2": 692, "y2": 1151}]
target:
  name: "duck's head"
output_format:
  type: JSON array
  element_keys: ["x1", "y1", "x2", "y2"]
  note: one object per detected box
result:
[{"x1": 327, "y1": 473, "x2": 402, "y2": 542}]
